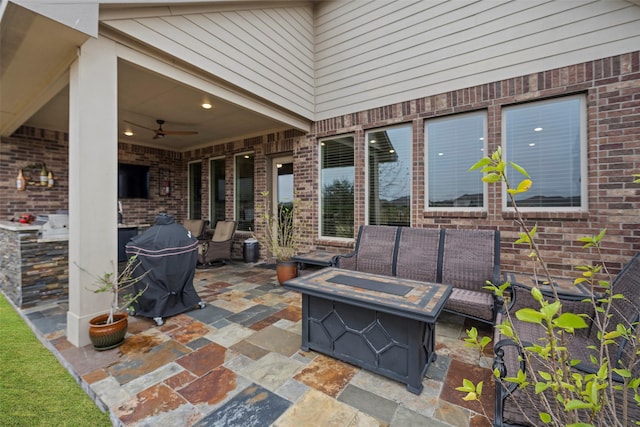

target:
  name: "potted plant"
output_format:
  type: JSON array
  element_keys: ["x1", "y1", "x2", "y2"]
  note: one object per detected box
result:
[
  {"x1": 256, "y1": 191, "x2": 306, "y2": 285},
  {"x1": 83, "y1": 255, "x2": 149, "y2": 350}
]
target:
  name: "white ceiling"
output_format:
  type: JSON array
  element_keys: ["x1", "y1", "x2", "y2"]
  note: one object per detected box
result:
[{"x1": 26, "y1": 59, "x2": 296, "y2": 151}]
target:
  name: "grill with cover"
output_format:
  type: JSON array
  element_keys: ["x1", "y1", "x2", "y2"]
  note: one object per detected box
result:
[{"x1": 125, "y1": 213, "x2": 204, "y2": 326}]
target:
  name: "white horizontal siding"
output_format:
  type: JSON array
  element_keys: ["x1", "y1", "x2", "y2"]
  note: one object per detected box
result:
[
  {"x1": 102, "y1": 3, "x2": 314, "y2": 119},
  {"x1": 315, "y1": 0, "x2": 640, "y2": 120}
]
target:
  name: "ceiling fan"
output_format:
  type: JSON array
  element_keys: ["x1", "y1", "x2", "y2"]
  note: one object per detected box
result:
[{"x1": 124, "y1": 119, "x2": 198, "y2": 139}]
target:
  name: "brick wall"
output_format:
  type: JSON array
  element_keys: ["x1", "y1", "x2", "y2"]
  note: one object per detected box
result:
[
  {"x1": 307, "y1": 51, "x2": 640, "y2": 277},
  {"x1": 2, "y1": 52, "x2": 638, "y2": 280},
  {"x1": 0, "y1": 127, "x2": 69, "y2": 220}
]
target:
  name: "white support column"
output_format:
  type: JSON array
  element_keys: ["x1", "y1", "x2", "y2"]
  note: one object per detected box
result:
[{"x1": 66, "y1": 36, "x2": 119, "y2": 347}]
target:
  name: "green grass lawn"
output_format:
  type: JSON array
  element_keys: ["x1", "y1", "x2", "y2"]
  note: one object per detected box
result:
[{"x1": 0, "y1": 294, "x2": 111, "y2": 427}]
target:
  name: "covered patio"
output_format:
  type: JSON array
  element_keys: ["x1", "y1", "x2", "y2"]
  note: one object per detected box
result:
[{"x1": 18, "y1": 261, "x2": 494, "y2": 426}]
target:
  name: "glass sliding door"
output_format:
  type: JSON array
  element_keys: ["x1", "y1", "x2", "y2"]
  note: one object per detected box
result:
[
  {"x1": 209, "y1": 158, "x2": 226, "y2": 224},
  {"x1": 235, "y1": 153, "x2": 254, "y2": 231},
  {"x1": 188, "y1": 161, "x2": 202, "y2": 219}
]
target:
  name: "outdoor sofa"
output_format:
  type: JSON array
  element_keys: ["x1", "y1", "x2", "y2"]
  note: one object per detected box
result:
[
  {"x1": 334, "y1": 225, "x2": 502, "y2": 325},
  {"x1": 492, "y1": 252, "x2": 640, "y2": 426}
]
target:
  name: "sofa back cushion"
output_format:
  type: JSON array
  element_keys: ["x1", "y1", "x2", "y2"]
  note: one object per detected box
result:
[
  {"x1": 441, "y1": 229, "x2": 499, "y2": 291},
  {"x1": 352, "y1": 225, "x2": 399, "y2": 276},
  {"x1": 395, "y1": 227, "x2": 442, "y2": 282}
]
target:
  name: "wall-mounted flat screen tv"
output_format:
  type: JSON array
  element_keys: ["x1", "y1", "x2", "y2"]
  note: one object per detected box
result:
[{"x1": 118, "y1": 163, "x2": 150, "y2": 199}]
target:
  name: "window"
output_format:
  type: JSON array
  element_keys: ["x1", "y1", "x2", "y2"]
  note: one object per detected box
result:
[
  {"x1": 235, "y1": 153, "x2": 254, "y2": 231},
  {"x1": 320, "y1": 136, "x2": 354, "y2": 238},
  {"x1": 209, "y1": 158, "x2": 226, "y2": 224},
  {"x1": 367, "y1": 125, "x2": 411, "y2": 226},
  {"x1": 426, "y1": 112, "x2": 486, "y2": 209},
  {"x1": 188, "y1": 161, "x2": 202, "y2": 219},
  {"x1": 503, "y1": 96, "x2": 586, "y2": 210}
]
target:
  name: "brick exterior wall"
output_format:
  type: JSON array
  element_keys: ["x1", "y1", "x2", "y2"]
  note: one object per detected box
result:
[
  {"x1": 307, "y1": 52, "x2": 640, "y2": 277},
  {"x1": 1, "y1": 51, "x2": 638, "y2": 290}
]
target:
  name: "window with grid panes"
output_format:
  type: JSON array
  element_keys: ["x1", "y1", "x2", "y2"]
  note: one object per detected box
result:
[
  {"x1": 320, "y1": 136, "x2": 354, "y2": 238},
  {"x1": 503, "y1": 96, "x2": 586, "y2": 210},
  {"x1": 426, "y1": 112, "x2": 486, "y2": 209}
]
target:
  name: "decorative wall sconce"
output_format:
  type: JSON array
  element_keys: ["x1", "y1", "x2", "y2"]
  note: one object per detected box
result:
[{"x1": 159, "y1": 168, "x2": 171, "y2": 196}]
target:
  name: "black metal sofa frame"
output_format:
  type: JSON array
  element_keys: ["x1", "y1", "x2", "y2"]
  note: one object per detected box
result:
[
  {"x1": 334, "y1": 225, "x2": 502, "y2": 325},
  {"x1": 492, "y1": 252, "x2": 640, "y2": 426}
]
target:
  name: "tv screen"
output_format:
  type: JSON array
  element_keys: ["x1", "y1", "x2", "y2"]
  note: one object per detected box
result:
[{"x1": 118, "y1": 163, "x2": 150, "y2": 199}]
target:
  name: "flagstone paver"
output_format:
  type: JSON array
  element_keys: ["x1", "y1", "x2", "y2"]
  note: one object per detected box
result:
[{"x1": 19, "y1": 262, "x2": 495, "y2": 426}]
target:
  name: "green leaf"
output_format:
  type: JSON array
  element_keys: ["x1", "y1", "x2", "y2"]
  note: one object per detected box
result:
[
  {"x1": 554, "y1": 313, "x2": 588, "y2": 329},
  {"x1": 468, "y1": 157, "x2": 492, "y2": 171},
  {"x1": 482, "y1": 173, "x2": 501, "y2": 183},
  {"x1": 565, "y1": 399, "x2": 592, "y2": 410},
  {"x1": 539, "y1": 371, "x2": 552, "y2": 381},
  {"x1": 541, "y1": 300, "x2": 561, "y2": 319},
  {"x1": 535, "y1": 382, "x2": 550, "y2": 394},
  {"x1": 539, "y1": 412, "x2": 551, "y2": 424},
  {"x1": 516, "y1": 308, "x2": 544, "y2": 324},
  {"x1": 612, "y1": 368, "x2": 631, "y2": 378},
  {"x1": 510, "y1": 162, "x2": 530, "y2": 178}
]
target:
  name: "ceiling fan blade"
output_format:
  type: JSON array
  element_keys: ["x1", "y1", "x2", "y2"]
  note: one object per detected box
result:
[
  {"x1": 123, "y1": 120, "x2": 157, "y2": 132},
  {"x1": 161, "y1": 130, "x2": 199, "y2": 136}
]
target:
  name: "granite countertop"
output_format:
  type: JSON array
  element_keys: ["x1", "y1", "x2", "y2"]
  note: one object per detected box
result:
[{"x1": 0, "y1": 220, "x2": 41, "y2": 231}]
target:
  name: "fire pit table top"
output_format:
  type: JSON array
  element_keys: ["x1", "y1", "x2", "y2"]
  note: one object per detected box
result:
[{"x1": 284, "y1": 267, "x2": 451, "y2": 323}]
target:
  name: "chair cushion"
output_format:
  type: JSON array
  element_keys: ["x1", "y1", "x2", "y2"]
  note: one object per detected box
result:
[
  {"x1": 444, "y1": 288, "x2": 493, "y2": 322},
  {"x1": 212, "y1": 221, "x2": 236, "y2": 242},
  {"x1": 183, "y1": 220, "x2": 204, "y2": 238}
]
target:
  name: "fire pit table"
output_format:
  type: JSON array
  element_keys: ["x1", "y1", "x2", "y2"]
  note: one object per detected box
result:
[{"x1": 284, "y1": 267, "x2": 451, "y2": 394}]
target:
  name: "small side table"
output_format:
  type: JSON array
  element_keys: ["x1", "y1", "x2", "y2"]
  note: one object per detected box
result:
[
  {"x1": 503, "y1": 272, "x2": 592, "y2": 297},
  {"x1": 291, "y1": 251, "x2": 338, "y2": 269}
]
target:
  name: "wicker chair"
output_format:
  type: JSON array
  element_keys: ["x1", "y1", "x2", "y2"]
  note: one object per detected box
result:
[
  {"x1": 198, "y1": 220, "x2": 237, "y2": 266},
  {"x1": 493, "y1": 253, "x2": 640, "y2": 426}
]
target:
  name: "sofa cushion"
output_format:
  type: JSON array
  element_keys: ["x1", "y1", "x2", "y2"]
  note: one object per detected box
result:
[{"x1": 444, "y1": 288, "x2": 493, "y2": 322}]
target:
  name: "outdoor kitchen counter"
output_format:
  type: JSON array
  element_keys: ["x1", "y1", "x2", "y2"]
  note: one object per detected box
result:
[
  {"x1": 0, "y1": 220, "x2": 41, "y2": 232},
  {"x1": 0, "y1": 220, "x2": 67, "y2": 242},
  {"x1": 0, "y1": 221, "x2": 68, "y2": 308}
]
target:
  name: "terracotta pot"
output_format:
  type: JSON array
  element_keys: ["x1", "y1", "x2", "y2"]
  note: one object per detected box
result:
[
  {"x1": 276, "y1": 260, "x2": 298, "y2": 285},
  {"x1": 88, "y1": 312, "x2": 128, "y2": 351}
]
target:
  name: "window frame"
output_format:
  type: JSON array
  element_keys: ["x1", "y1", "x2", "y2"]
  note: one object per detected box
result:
[
  {"x1": 318, "y1": 134, "x2": 355, "y2": 241},
  {"x1": 234, "y1": 152, "x2": 255, "y2": 232},
  {"x1": 208, "y1": 156, "x2": 226, "y2": 224},
  {"x1": 501, "y1": 95, "x2": 588, "y2": 213},
  {"x1": 187, "y1": 160, "x2": 202, "y2": 220},
  {"x1": 365, "y1": 123, "x2": 412, "y2": 226},
  {"x1": 424, "y1": 111, "x2": 488, "y2": 212}
]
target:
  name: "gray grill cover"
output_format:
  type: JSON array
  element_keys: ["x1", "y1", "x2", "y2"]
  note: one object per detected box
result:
[{"x1": 125, "y1": 213, "x2": 201, "y2": 319}]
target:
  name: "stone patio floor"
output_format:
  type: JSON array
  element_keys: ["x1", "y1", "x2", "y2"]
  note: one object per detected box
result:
[{"x1": 19, "y1": 262, "x2": 496, "y2": 426}]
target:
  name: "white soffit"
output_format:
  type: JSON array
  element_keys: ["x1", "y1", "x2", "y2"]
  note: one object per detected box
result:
[{"x1": 0, "y1": 1, "x2": 93, "y2": 136}]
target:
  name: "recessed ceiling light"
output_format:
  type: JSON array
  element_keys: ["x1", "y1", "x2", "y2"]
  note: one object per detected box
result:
[
  {"x1": 534, "y1": 127, "x2": 543, "y2": 132},
  {"x1": 244, "y1": 155, "x2": 250, "y2": 159},
  {"x1": 370, "y1": 139, "x2": 376, "y2": 144},
  {"x1": 529, "y1": 143, "x2": 536, "y2": 147},
  {"x1": 389, "y1": 149, "x2": 395, "y2": 153},
  {"x1": 438, "y1": 152, "x2": 444, "y2": 156},
  {"x1": 124, "y1": 130, "x2": 134, "y2": 136},
  {"x1": 202, "y1": 102, "x2": 213, "y2": 109}
]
